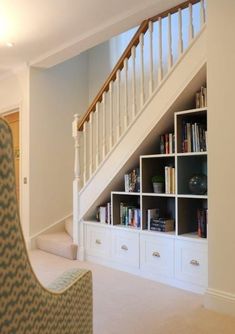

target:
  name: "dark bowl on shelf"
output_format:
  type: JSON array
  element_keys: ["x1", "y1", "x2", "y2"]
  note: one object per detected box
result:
[{"x1": 188, "y1": 174, "x2": 207, "y2": 195}]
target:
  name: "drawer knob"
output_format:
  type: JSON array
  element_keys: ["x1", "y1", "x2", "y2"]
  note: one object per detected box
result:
[
  {"x1": 121, "y1": 245, "x2": 128, "y2": 251},
  {"x1": 190, "y1": 259, "x2": 200, "y2": 266},
  {"x1": 95, "y1": 239, "x2": 102, "y2": 245},
  {"x1": 152, "y1": 251, "x2": 160, "y2": 258}
]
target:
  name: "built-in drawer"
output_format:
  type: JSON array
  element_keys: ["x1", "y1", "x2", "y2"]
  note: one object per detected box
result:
[
  {"x1": 140, "y1": 233, "x2": 174, "y2": 278},
  {"x1": 112, "y1": 229, "x2": 139, "y2": 268},
  {"x1": 85, "y1": 224, "x2": 111, "y2": 258},
  {"x1": 175, "y1": 239, "x2": 208, "y2": 287}
]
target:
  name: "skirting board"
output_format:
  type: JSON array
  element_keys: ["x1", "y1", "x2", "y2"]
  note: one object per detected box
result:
[
  {"x1": 85, "y1": 254, "x2": 206, "y2": 295},
  {"x1": 205, "y1": 288, "x2": 235, "y2": 317}
]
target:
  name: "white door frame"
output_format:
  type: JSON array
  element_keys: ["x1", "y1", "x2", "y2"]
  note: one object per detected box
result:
[{"x1": 0, "y1": 102, "x2": 29, "y2": 244}]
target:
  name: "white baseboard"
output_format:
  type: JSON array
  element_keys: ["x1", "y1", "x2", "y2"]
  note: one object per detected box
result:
[
  {"x1": 205, "y1": 288, "x2": 235, "y2": 317},
  {"x1": 29, "y1": 212, "x2": 72, "y2": 249},
  {"x1": 85, "y1": 254, "x2": 206, "y2": 295}
]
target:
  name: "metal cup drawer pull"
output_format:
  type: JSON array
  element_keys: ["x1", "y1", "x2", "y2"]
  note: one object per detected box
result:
[
  {"x1": 190, "y1": 259, "x2": 200, "y2": 266},
  {"x1": 95, "y1": 239, "x2": 102, "y2": 245},
  {"x1": 121, "y1": 245, "x2": 128, "y2": 251},
  {"x1": 152, "y1": 251, "x2": 160, "y2": 258}
]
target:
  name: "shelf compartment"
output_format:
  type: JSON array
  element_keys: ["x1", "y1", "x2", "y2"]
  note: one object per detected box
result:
[
  {"x1": 177, "y1": 155, "x2": 207, "y2": 195},
  {"x1": 111, "y1": 193, "x2": 140, "y2": 228},
  {"x1": 142, "y1": 195, "x2": 176, "y2": 232},
  {"x1": 177, "y1": 197, "x2": 207, "y2": 237},
  {"x1": 177, "y1": 232, "x2": 208, "y2": 243},
  {"x1": 141, "y1": 156, "x2": 175, "y2": 194},
  {"x1": 176, "y1": 109, "x2": 207, "y2": 154}
]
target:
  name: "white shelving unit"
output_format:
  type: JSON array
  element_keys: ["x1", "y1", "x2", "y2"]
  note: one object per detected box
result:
[{"x1": 84, "y1": 107, "x2": 208, "y2": 294}]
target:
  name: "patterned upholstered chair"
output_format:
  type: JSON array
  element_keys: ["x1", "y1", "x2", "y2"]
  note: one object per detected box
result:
[{"x1": 0, "y1": 118, "x2": 93, "y2": 333}]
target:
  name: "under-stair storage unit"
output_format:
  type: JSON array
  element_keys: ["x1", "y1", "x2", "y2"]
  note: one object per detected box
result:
[{"x1": 83, "y1": 107, "x2": 208, "y2": 293}]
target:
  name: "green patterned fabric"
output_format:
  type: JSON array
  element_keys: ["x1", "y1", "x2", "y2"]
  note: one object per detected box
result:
[
  {"x1": 0, "y1": 118, "x2": 93, "y2": 334},
  {"x1": 48, "y1": 268, "x2": 87, "y2": 292}
]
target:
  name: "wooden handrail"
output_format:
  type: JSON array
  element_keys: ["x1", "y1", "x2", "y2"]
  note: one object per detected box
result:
[{"x1": 78, "y1": 0, "x2": 200, "y2": 130}]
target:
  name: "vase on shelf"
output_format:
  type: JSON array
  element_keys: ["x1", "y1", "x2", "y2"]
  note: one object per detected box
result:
[{"x1": 188, "y1": 174, "x2": 207, "y2": 195}]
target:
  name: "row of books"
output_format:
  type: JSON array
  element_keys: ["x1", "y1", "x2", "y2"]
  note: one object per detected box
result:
[
  {"x1": 120, "y1": 203, "x2": 140, "y2": 228},
  {"x1": 124, "y1": 168, "x2": 140, "y2": 193},
  {"x1": 160, "y1": 133, "x2": 175, "y2": 154},
  {"x1": 197, "y1": 208, "x2": 207, "y2": 238},
  {"x1": 182, "y1": 122, "x2": 207, "y2": 153},
  {"x1": 96, "y1": 202, "x2": 111, "y2": 224},
  {"x1": 150, "y1": 218, "x2": 175, "y2": 232},
  {"x1": 165, "y1": 166, "x2": 175, "y2": 194},
  {"x1": 195, "y1": 86, "x2": 207, "y2": 108}
]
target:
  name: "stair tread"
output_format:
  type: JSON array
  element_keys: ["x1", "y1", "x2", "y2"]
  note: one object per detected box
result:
[
  {"x1": 36, "y1": 231, "x2": 78, "y2": 260},
  {"x1": 37, "y1": 231, "x2": 73, "y2": 244}
]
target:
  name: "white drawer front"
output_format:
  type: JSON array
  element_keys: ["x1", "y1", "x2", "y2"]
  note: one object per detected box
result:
[
  {"x1": 140, "y1": 234, "x2": 174, "y2": 278},
  {"x1": 85, "y1": 224, "x2": 110, "y2": 258},
  {"x1": 112, "y1": 230, "x2": 139, "y2": 268},
  {"x1": 175, "y1": 240, "x2": 208, "y2": 287}
]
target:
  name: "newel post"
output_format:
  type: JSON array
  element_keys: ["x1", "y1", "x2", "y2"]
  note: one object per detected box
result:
[{"x1": 72, "y1": 114, "x2": 84, "y2": 260}]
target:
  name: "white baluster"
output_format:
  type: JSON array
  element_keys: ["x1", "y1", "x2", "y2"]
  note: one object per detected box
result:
[
  {"x1": 95, "y1": 103, "x2": 100, "y2": 168},
  {"x1": 188, "y1": 3, "x2": 194, "y2": 42},
  {"x1": 149, "y1": 21, "x2": 154, "y2": 94},
  {"x1": 89, "y1": 112, "x2": 93, "y2": 177},
  {"x1": 158, "y1": 17, "x2": 163, "y2": 83},
  {"x1": 139, "y1": 33, "x2": 145, "y2": 106},
  {"x1": 116, "y1": 70, "x2": 121, "y2": 139},
  {"x1": 200, "y1": 0, "x2": 206, "y2": 27},
  {"x1": 72, "y1": 114, "x2": 80, "y2": 246},
  {"x1": 168, "y1": 13, "x2": 173, "y2": 70},
  {"x1": 131, "y1": 46, "x2": 136, "y2": 119},
  {"x1": 109, "y1": 81, "x2": 113, "y2": 149},
  {"x1": 124, "y1": 58, "x2": 128, "y2": 129},
  {"x1": 83, "y1": 121, "x2": 87, "y2": 184},
  {"x1": 102, "y1": 92, "x2": 106, "y2": 159},
  {"x1": 178, "y1": 8, "x2": 183, "y2": 56}
]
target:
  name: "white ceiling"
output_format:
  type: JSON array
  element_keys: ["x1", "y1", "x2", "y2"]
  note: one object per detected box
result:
[{"x1": 0, "y1": 0, "x2": 182, "y2": 75}]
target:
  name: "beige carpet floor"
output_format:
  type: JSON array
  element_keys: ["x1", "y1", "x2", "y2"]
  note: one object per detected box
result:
[{"x1": 29, "y1": 250, "x2": 235, "y2": 334}]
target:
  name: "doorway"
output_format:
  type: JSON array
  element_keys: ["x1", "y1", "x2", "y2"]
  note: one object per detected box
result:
[{"x1": 3, "y1": 111, "x2": 20, "y2": 202}]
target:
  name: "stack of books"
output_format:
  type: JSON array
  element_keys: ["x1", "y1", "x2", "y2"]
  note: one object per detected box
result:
[
  {"x1": 182, "y1": 122, "x2": 207, "y2": 153},
  {"x1": 150, "y1": 218, "x2": 175, "y2": 232},
  {"x1": 147, "y1": 208, "x2": 160, "y2": 229},
  {"x1": 165, "y1": 166, "x2": 175, "y2": 194},
  {"x1": 120, "y1": 203, "x2": 140, "y2": 228},
  {"x1": 124, "y1": 168, "x2": 140, "y2": 192},
  {"x1": 160, "y1": 133, "x2": 175, "y2": 154},
  {"x1": 96, "y1": 202, "x2": 111, "y2": 224}
]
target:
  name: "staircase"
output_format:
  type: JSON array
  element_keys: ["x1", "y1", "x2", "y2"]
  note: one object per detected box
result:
[
  {"x1": 35, "y1": 216, "x2": 78, "y2": 260},
  {"x1": 35, "y1": 1, "x2": 207, "y2": 260},
  {"x1": 72, "y1": 0, "x2": 207, "y2": 253}
]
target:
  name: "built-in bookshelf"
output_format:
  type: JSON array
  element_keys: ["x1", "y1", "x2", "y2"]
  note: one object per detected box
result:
[{"x1": 97, "y1": 107, "x2": 208, "y2": 241}]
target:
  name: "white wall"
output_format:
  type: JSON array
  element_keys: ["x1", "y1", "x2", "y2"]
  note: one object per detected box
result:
[
  {"x1": 87, "y1": 41, "x2": 112, "y2": 103},
  {"x1": 206, "y1": 0, "x2": 235, "y2": 315},
  {"x1": 0, "y1": 68, "x2": 30, "y2": 242},
  {"x1": 29, "y1": 53, "x2": 88, "y2": 236}
]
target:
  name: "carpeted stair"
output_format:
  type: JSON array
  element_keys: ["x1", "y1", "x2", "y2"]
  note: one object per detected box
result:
[{"x1": 36, "y1": 217, "x2": 78, "y2": 260}]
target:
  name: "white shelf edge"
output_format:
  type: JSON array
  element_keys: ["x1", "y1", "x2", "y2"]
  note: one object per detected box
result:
[
  {"x1": 112, "y1": 225, "x2": 141, "y2": 232},
  {"x1": 142, "y1": 192, "x2": 176, "y2": 197},
  {"x1": 111, "y1": 191, "x2": 140, "y2": 196},
  {"x1": 176, "y1": 233, "x2": 208, "y2": 243},
  {"x1": 177, "y1": 194, "x2": 208, "y2": 199},
  {"x1": 140, "y1": 153, "x2": 175, "y2": 159},
  {"x1": 175, "y1": 107, "x2": 207, "y2": 116},
  {"x1": 177, "y1": 151, "x2": 207, "y2": 156},
  {"x1": 142, "y1": 230, "x2": 176, "y2": 238}
]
